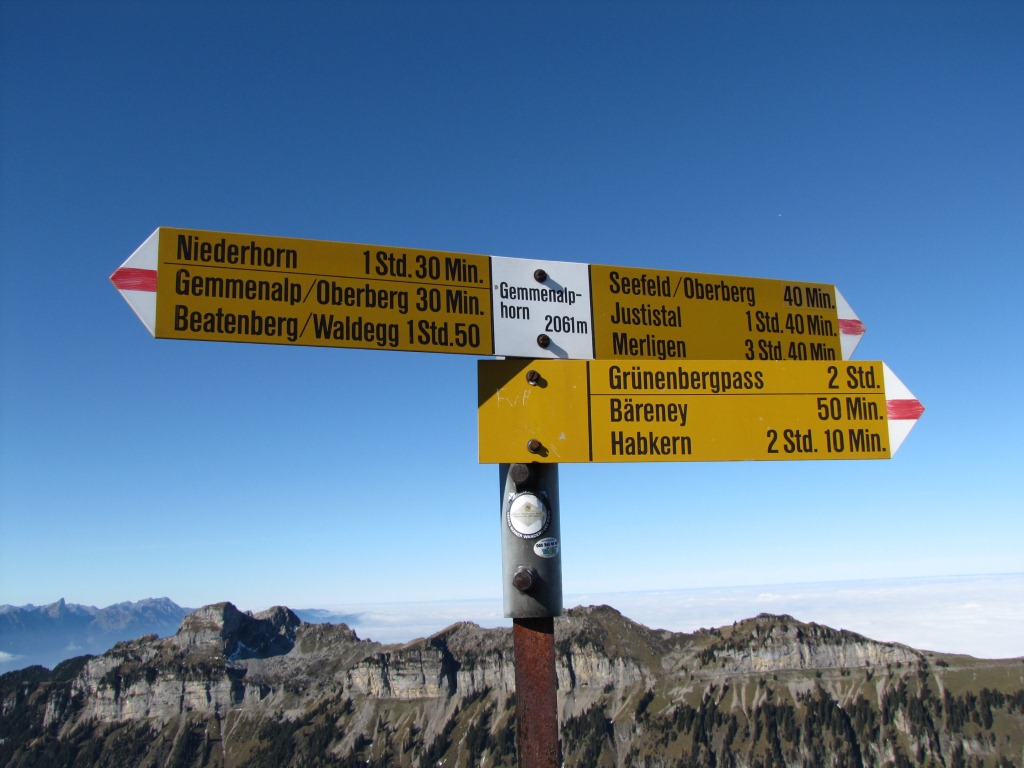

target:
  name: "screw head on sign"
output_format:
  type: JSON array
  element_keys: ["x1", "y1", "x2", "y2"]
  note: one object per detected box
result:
[
  {"x1": 526, "y1": 439, "x2": 542, "y2": 454},
  {"x1": 533, "y1": 268, "x2": 547, "y2": 283},
  {"x1": 536, "y1": 334, "x2": 550, "y2": 349},
  {"x1": 526, "y1": 369, "x2": 541, "y2": 385}
]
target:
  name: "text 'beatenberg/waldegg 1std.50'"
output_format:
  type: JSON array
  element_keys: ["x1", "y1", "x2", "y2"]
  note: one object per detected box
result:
[{"x1": 113, "y1": 227, "x2": 868, "y2": 363}]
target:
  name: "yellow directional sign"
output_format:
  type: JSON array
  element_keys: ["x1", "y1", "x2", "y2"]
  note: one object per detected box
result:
[
  {"x1": 588, "y1": 265, "x2": 862, "y2": 363},
  {"x1": 112, "y1": 228, "x2": 494, "y2": 354},
  {"x1": 113, "y1": 227, "x2": 866, "y2": 361},
  {"x1": 478, "y1": 359, "x2": 924, "y2": 464}
]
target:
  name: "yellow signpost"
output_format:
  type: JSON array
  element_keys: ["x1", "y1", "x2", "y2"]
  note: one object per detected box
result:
[
  {"x1": 115, "y1": 227, "x2": 494, "y2": 355},
  {"x1": 478, "y1": 358, "x2": 923, "y2": 464},
  {"x1": 112, "y1": 226, "x2": 924, "y2": 768},
  {"x1": 589, "y1": 264, "x2": 860, "y2": 362},
  {"x1": 112, "y1": 227, "x2": 865, "y2": 361}
]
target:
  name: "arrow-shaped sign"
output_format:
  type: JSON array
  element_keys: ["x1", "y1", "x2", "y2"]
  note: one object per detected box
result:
[
  {"x1": 112, "y1": 227, "x2": 865, "y2": 360},
  {"x1": 477, "y1": 359, "x2": 923, "y2": 464},
  {"x1": 111, "y1": 228, "x2": 494, "y2": 355}
]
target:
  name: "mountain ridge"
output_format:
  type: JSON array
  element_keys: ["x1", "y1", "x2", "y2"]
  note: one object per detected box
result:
[
  {"x1": 2, "y1": 601, "x2": 1022, "y2": 766},
  {"x1": 0, "y1": 597, "x2": 191, "y2": 671}
]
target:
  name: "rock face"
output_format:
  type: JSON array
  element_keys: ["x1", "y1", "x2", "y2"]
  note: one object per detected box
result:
[
  {"x1": 172, "y1": 603, "x2": 300, "y2": 659},
  {"x1": 2, "y1": 605, "x2": 1022, "y2": 767}
]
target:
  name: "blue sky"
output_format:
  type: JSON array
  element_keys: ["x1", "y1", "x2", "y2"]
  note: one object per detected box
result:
[{"x1": 1, "y1": 2, "x2": 1021, "y2": 657}]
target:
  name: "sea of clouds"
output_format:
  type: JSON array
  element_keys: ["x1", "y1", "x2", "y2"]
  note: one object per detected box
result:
[{"x1": 320, "y1": 573, "x2": 1023, "y2": 659}]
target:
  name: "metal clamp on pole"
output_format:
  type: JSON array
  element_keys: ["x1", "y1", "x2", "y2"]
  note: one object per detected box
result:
[{"x1": 499, "y1": 462, "x2": 562, "y2": 618}]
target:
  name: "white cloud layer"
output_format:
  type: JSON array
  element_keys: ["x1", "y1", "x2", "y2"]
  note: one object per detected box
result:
[{"x1": 327, "y1": 573, "x2": 1023, "y2": 659}]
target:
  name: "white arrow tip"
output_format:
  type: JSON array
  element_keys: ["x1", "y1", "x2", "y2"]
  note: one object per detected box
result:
[
  {"x1": 883, "y1": 363, "x2": 925, "y2": 455},
  {"x1": 835, "y1": 288, "x2": 865, "y2": 360},
  {"x1": 111, "y1": 229, "x2": 160, "y2": 336}
]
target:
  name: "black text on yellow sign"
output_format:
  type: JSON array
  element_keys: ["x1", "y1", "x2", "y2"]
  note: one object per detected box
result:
[
  {"x1": 116, "y1": 227, "x2": 863, "y2": 361},
  {"x1": 478, "y1": 359, "x2": 898, "y2": 464},
  {"x1": 588, "y1": 264, "x2": 849, "y2": 362},
  {"x1": 155, "y1": 228, "x2": 494, "y2": 354}
]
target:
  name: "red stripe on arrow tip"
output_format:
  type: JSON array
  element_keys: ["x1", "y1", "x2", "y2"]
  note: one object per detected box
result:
[
  {"x1": 839, "y1": 318, "x2": 866, "y2": 335},
  {"x1": 887, "y1": 399, "x2": 925, "y2": 420},
  {"x1": 111, "y1": 268, "x2": 157, "y2": 292}
]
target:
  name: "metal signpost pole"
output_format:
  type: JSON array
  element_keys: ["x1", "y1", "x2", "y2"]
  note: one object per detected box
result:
[
  {"x1": 513, "y1": 617, "x2": 559, "y2": 768},
  {"x1": 499, "y1": 461, "x2": 562, "y2": 768}
]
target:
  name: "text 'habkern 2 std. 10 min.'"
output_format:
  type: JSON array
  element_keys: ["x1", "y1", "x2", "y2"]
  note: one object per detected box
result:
[
  {"x1": 477, "y1": 359, "x2": 922, "y2": 464},
  {"x1": 111, "y1": 226, "x2": 922, "y2": 468}
]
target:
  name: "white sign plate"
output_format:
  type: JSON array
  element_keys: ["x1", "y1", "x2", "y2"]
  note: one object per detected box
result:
[{"x1": 490, "y1": 255, "x2": 594, "y2": 359}]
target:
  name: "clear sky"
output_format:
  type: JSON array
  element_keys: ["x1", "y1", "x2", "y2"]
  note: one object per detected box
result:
[{"x1": 1, "y1": 2, "x2": 1021, "y2": 656}]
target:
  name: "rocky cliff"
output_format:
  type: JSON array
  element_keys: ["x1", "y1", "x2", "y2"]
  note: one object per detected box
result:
[{"x1": 2, "y1": 604, "x2": 1022, "y2": 767}]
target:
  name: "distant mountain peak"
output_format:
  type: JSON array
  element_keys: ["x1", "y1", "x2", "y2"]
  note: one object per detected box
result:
[
  {"x1": 173, "y1": 601, "x2": 299, "y2": 661},
  {"x1": 0, "y1": 598, "x2": 190, "y2": 671}
]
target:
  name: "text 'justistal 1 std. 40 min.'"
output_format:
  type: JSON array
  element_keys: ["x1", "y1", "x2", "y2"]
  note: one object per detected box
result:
[{"x1": 111, "y1": 227, "x2": 867, "y2": 365}]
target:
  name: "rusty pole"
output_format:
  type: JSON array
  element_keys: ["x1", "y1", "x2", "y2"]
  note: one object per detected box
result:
[{"x1": 513, "y1": 617, "x2": 560, "y2": 767}]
